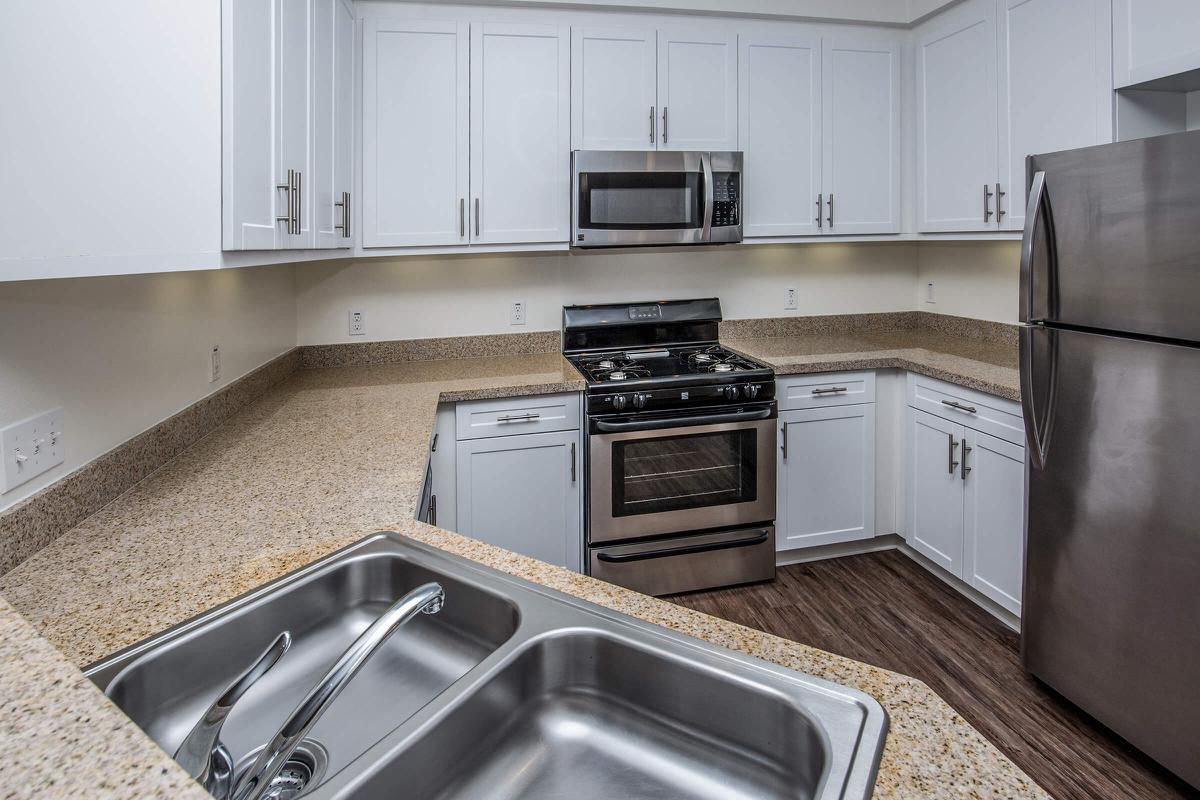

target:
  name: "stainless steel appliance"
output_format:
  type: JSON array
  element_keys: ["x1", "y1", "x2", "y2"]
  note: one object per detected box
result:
[
  {"x1": 1020, "y1": 129, "x2": 1200, "y2": 790},
  {"x1": 571, "y1": 151, "x2": 742, "y2": 248},
  {"x1": 563, "y1": 298, "x2": 776, "y2": 595}
]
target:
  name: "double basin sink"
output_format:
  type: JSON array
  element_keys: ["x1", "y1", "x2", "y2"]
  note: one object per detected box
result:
[{"x1": 87, "y1": 534, "x2": 887, "y2": 799}]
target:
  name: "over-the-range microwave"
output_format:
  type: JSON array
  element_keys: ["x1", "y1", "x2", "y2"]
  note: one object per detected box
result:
[{"x1": 571, "y1": 150, "x2": 743, "y2": 248}]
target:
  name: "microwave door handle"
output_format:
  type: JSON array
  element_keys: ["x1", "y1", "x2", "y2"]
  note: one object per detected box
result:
[{"x1": 700, "y1": 152, "x2": 714, "y2": 241}]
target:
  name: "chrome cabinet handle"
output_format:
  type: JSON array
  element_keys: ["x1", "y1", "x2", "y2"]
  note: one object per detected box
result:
[
  {"x1": 430, "y1": 433, "x2": 439, "y2": 453},
  {"x1": 984, "y1": 183, "x2": 994, "y2": 223},
  {"x1": 662, "y1": 106, "x2": 668, "y2": 144},
  {"x1": 570, "y1": 441, "x2": 577, "y2": 482},
  {"x1": 276, "y1": 169, "x2": 297, "y2": 234},
  {"x1": 941, "y1": 399, "x2": 977, "y2": 414},
  {"x1": 780, "y1": 424, "x2": 788, "y2": 459},
  {"x1": 996, "y1": 183, "x2": 1006, "y2": 222},
  {"x1": 812, "y1": 386, "x2": 847, "y2": 395},
  {"x1": 295, "y1": 171, "x2": 302, "y2": 234},
  {"x1": 961, "y1": 442, "x2": 972, "y2": 480},
  {"x1": 827, "y1": 193, "x2": 834, "y2": 227},
  {"x1": 429, "y1": 494, "x2": 437, "y2": 526},
  {"x1": 334, "y1": 191, "x2": 350, "y2": 238},
  {"x1": 948, "y1": 434, "x2": 960, "y2": 474},
  {"x1": 497, "y1": 413, "x2": 540, "y2": 423},
  {"x1": 815, "y1": 194, "x2": 823, "y2": 230},
  {"x1": 649, "y1": 106, "x2": 655, "y2": 144},
  {"x1": 459, "y1": 198, "x2": 465, "y2": 238},
  {"x1": 474, "y1": 198, "x2": 480, "y2": 236}
]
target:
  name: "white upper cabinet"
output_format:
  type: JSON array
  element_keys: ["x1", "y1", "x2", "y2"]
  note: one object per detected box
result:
[
  {"x1": 821, "y1": 35, "x2": 902, "y2": 234},
  {"x1": 915, "y1": 0, "x2": 999, "y2": 232},
  {"x1": 1113, "y1": 0, "x2": 1200, "y2": 89},
  {"x1": 276, "y1": 0, "x2": 314, "y2": 250},
  {"x1": 916, "y1": 0, "x2": 1113, "y2": 232},
  {"x1": 738, "y1": 35, "x2": 822, "y2": 237},
  {"x1": 362, "y1": 20, "x2": 469, "y2": 248},
  {"x1": 313, "y1": 0, "x2": 354, "y2": 248},
  {"x1": 571, "y1": 27, "x2": 658, "y2": 150},
  {"x1": 997, "y1": 0, "x2": 1112, "y2": 231},
  {"x1": 657, "y1": 30, "x2": 739, "y2": 150},
  {"x1": 470, "y1": 23, "x2": 571, "y2": 245}
]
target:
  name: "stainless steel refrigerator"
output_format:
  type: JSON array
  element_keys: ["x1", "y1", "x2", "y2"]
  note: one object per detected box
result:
[{"x1": 1020, "y1": 129, "x2": 1200, "y2": 790}]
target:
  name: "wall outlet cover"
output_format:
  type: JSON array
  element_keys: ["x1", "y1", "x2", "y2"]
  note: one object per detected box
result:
[
  {"x1": 785, "y1": 288, "x2": 798, "y2": 310},
  {"x1": 349, "y1": 310, "x2": 366, "y2": 336},
  {"x1": 510, "y1": 301, "x2": 526, "y2": 326},
  {"x1": 925, "y1": 281, "x2": 936, "y2": 303},
  {"x1": 209, "y1": 345, "x2": 221, "y2": 383},
  {"x1": 0, "y1": 408, "x2": 64, "y2": 494}
]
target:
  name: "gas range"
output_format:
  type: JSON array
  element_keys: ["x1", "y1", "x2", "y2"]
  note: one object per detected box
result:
[{"x1": 562, "y1": 298, "x2": 778, "y2": 597}]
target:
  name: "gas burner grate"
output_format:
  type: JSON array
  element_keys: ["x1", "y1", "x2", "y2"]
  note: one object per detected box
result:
[
  {"x1": 684, "y1": 346, "x2": 754, "y2": 373},
  {"x1": 578, "y1": 355, "x2": 651, "y2": 382}
]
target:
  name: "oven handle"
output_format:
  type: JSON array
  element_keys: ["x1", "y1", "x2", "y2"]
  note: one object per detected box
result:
[
  {"x1": 596, "y1": 531, "x2": 770, "y2": 563},
  {"x1": 593, "y1": 406, "x2": 773, "y2": 433}
]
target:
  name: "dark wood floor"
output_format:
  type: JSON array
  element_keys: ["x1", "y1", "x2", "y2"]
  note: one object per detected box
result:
[{"x1": 668, "y1": 551, "x2": 1198, "y2": 800}]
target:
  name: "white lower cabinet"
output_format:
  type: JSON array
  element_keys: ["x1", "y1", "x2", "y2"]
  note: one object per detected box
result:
[
  {"x1": 778, "y1": 404, "x2": 876, "y2": 550},
  {"x1": 905, "y1": 398, "x2": 1026, "y2": 615}
]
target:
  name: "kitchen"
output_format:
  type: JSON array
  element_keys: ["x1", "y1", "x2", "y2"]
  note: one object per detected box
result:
[{"x1": 1, "y1": 1, "x2": 1198, "y2": 798}]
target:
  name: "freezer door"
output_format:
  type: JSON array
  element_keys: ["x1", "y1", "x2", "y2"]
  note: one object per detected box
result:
[
  {"x1": 1022, "y1": 325, "x2": 1200, "y2": 789},
  {"x1": 1020, "y1": 130, "x2": 1200, "y2": 341}
]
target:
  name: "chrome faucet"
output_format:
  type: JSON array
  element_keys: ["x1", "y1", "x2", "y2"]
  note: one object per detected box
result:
[{"x1": 176, "y1": 582, "x2": 446, "y2": 800}]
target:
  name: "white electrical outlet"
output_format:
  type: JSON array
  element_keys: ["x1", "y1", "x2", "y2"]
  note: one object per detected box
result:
[
  {"x1": 510, "y1": 301, "x2": 526, "y2": 326},
  {"x1": 1, "y1": 408, "x2": 64, "y2": 493},
  {"x1": 784, "y1": 288, "x2": 798, "y2": 310},
  {"x1": 925, "y1": 281, "x2": 936, "y2": 303},
  {"x1": 349, "y1": 310, "x2": 366, "y2": 336},
  {"x1": 209, "y1": 345, "x2": 221, "y2": 383}
]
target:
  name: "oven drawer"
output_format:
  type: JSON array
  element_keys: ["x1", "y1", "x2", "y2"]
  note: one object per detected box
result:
[
  {"x1": 455, "y1": 393, "x2": 581, "y2": 440},
  {"x1": 777, "y1": 371, "x2": 875, "y2": 410},
  {"x1": 589, "y1": 527, "x2": 776, "y2": 596}
]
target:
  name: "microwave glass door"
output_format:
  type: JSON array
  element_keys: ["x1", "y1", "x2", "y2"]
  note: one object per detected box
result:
[
  {"x1": 611, "y1": 428, "x2": 757, "y2": 517},
  {"x1": 579, "y1": 171, "x2": 703, "y2": 230}
]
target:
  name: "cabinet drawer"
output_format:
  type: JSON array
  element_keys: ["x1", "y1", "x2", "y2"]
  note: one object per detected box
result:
[
  {"x1": 455, "y1": 393, "x2": 581, "y2": 440},
  {"x1": 777, "y1": 371, "x2": 876, "y2": 410},
  {"x1": 907, "y1": 373, "x2": 1023, "y2": 446}
]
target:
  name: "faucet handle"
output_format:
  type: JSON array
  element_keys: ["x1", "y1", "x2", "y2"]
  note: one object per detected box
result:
[{"x1": 175, "y1": 632, "x2": 293, "y2": 790}]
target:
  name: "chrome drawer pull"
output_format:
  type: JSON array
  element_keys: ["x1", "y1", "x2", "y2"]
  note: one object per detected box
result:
[
  {"x1": 497, "y1": 413, "x2": 541, "y2": 423},
  {"x1": 811, "y1": 386, "x2": 848, "y2": 395},
  {"x1": 941, "y1": 399, "x2": 978, "y2": 414}
]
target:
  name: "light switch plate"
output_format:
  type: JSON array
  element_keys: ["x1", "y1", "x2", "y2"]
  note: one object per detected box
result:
[{"x1": 1, "y1": 408, "x2": 65, "y2": 493}]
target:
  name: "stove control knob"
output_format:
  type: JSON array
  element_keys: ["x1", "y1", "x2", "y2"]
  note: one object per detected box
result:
[
  {"x1": 723, "y1": 385, "x2": 741, "y2": 401},
  {"x1": 633, "y1": 392, "x2": 649, "y2": 409},
  {"x1": 612, "y1": 394, "x2": 628, "y2": 411},
  {"x1": 745, "y1": 383, "x2": 760, "y2": 399}
]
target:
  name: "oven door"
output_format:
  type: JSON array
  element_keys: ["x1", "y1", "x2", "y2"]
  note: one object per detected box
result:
[
  {"x1": 572, "y1": 150, "x2": 712, "y2": 247},
  {"x1": 588, "y1": 408, "x2": 777, "y2": 544}
]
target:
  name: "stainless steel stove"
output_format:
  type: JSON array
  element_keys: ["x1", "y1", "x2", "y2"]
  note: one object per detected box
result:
[{"x1": 563, "y1": 299, "x2": 777, "y2": 596}]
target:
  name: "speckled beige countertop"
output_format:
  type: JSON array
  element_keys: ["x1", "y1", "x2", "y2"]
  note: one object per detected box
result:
[
  {"x1": 0, "y1": 344, "x2": 1042, "y2": 799},
  {"x1": 725, "y1": 329, "x2": 1020, "y2": 401}
]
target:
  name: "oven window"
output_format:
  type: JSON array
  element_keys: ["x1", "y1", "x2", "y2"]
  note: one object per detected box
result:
[
  {"x1": 580, "y1": 171, "x2": 702, "y2": 230},
  {"x1": 611, "y1": 429, "x2": 757, "y2": 517}
]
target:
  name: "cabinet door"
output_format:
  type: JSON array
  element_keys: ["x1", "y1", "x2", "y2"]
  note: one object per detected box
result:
[
  {"x1": 738, "y1": 35, "x2": 822, "y2": 238},
  {"x1": 313, "y1": 0, "x2": 354, "y2": 248},
  {"x1": 362, "y1": 20, "x2": 469, "y2": 248},
  {"x1": 456, "y1": 430, "x2": 581, "y2": 571},
  {"x1": 778, "y1": 405, "x2": 876, "y2": 550},
  {"x1": 657, "y1": 30, "x2": 738, "y2": 151},
  {"x1": 915, "y1": 0, "x2": 999, "y2": 232},
  {"x1": 471, "y1": 23, "x2": 571, "y2": 244},
  {"x1": 277, "y1": 0, "x2": 313, "y2": 249},
  {"x1": 905, "y1": 408, "x2": 965, "y2": 575},
  {"x1": 571, "y1": 27, "x2": 657, "y2": 150},
  {"x1": 822, "y1": 36, "x2": 901, "y2": 234},
  {"x1": 997, "y1": 0, "x2": 1112, "y2": 231},
  {"x1": 1113, "y1": 0, "x2": 1200, "y2": 88},
  {"x1": 962, "y1": 429, "x2": 1025, "y2": 615},
  {"x1": 222, "y1": 0, "x2": 279, "y2": 250}
]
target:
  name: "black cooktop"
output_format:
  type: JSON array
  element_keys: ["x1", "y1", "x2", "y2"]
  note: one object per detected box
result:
[{"x1": 571, "y1": 344, "x2": 770, "y2": 385}]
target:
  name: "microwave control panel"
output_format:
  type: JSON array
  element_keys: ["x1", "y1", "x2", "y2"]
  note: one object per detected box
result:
[{"x1": 712, "y1": 172, "x2": 740, "y2": 228}]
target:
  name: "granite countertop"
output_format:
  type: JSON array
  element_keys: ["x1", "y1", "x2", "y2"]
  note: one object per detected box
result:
[
  {"x1": 0, "y1": 341, "x2": 1041, "y2": 799},
  {"x1": 725, "y1": 328, "x2": 1020, "y2": 401}
]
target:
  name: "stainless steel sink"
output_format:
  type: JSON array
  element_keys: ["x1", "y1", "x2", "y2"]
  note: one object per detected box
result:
[{"x1": 89, "y1": 534, "x2": 886, "y2": 799}]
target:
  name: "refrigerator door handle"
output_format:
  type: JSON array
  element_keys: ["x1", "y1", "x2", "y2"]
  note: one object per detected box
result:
[
  {"x1": 1020, "y1": 324, "x2": 1056, "y2": 470},
  {"x1": 1020, "y1": 170, "x2": 1052, "y2": 324}
]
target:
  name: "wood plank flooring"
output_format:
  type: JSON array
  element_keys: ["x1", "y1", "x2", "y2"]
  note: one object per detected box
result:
[{"x1": 667, "y1": 550, "x2": 1198, "y2": 800}]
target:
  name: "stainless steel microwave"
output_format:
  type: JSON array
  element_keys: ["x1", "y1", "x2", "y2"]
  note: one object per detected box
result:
[{"x1": 571, "y1": 150, "x2": 743, "y2": 248}]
